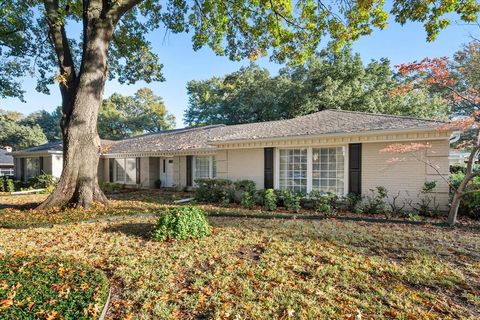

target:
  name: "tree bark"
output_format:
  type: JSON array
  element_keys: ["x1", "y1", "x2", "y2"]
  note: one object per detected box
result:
[
  {"x1": 447, "y1": 143, "x2": 479, "y2": 226},
  {"x1": 38, "y1": 2, "x2": 115, "y2": 210}
]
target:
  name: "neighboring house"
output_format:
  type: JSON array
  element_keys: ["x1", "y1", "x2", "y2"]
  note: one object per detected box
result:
[
  {"x1": 11, "y1": 141, "x2": 64, "y2": 181},
  {"x1": 12, "y1": 110, "x2": 453, "y2": 208},
  {"x1": 0, "y1": 147, "x2": 14, "y2": 176}
]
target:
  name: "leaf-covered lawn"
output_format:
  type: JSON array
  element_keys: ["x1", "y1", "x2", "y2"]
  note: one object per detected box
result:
[
  {"x1": 0, "y1": 191, "x2": 187, "y2": 228},
  {"x1": 0, "y1": 254, "x2": 108, "y2": 319},
  {"x1": 0, "y1": 214, "x2": 478, "y2": 319}
]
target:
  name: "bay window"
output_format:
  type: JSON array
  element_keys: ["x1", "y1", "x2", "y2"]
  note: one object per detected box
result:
[
  {"x1": 276, "y1": 146, "x2": 346, "y2": 195},
  {"x1": 114, "y1": 158, "x2": 137, "y2": 184}
]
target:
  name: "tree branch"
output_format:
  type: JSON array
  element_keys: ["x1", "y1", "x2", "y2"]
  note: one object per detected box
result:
[
  {"x1": 43, "y1": 0, "x2": 77, "y2": 114},
  {"x1": 107, "y1": 0, "x2": 145, "y2": 23}
]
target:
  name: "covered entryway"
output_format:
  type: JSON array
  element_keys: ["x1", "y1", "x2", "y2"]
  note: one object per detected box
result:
[{"x1": 160, "y1": 158, "x2": 175, "y2": 188}]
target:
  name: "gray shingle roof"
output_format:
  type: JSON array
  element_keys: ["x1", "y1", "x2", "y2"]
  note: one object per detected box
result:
[
  {"x1": 107, "y1": 125, "x2": 225, "y2": 154},
  {"x1": 13, "y1": 140, "x2": 117, "y2": 154},
  {"x1": 13, "y1": 110, "x2": 446, "y2": 156},
  {"x1": 0, "y1": 149, "x2": 13, "y2": 165},
  {"x1": 17, "y1": 141, "x2": 64, "y2": 153},
  {"x1": 209, "y1": 110, "x2": 445, "y2": 142},
  {"x1": 107, "y1": 110, "x2": 444, "y2": 154}
]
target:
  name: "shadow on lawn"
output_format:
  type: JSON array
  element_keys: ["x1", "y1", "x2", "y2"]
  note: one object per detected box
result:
[
  {"x1": 0, "y1": 202, "x2": 40, "y2": 211},
  {"x1": 104, "y1": 222, "x2": 155, "y2": 240}
]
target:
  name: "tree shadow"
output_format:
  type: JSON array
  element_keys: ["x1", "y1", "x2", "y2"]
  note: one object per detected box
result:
[
  {"x1": 0, "y1": 202, "x2": 40, "y2": 210},
  {"x1": 103, "y1": 222, "x2": 155, "y2": 240}
]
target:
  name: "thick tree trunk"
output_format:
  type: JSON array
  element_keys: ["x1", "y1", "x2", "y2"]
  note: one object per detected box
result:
[
  {"x1": 37, "y1": 96, "x2": 107, "y2": 210},
  {"x1": 38, "y1": 7, "x2": 115, "y2": 210}
]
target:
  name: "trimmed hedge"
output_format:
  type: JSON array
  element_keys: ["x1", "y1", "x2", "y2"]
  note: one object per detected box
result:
[{"x1": 0, "y1": 254, "x2": 109, "y2": 320}]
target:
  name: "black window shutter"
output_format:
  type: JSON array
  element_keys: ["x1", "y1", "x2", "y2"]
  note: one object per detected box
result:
[
  {"x1": 348, "y1": 144, "x2": 362, "y2": 195},
  {"x1": 20, "y1": 158, "x2": 25, "y2": 181},
  {"x1": 186, "y1": 156, "x2": 192, "y2": 187},
  {"x1": 136, "y1": 158, "x2": 141, "y2": 185},
  {"x1": 109, "y1": 159, "x2": 114, "y2": 183},
  {"x1": 39, "y1": 157, "x2": 44, "y2": 173},
  {"x1": 264, "y1": 148, "x2": 274, "y2": 189}
]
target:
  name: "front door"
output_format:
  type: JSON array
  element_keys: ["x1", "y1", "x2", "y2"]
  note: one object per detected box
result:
[{"x1": 160, "y1": 158, "x2": 175, "y2": 187}]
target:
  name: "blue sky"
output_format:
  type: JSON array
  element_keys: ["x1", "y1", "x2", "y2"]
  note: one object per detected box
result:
[{"x1": 1, "y1": 13, "x2": 478, "y2": 127}]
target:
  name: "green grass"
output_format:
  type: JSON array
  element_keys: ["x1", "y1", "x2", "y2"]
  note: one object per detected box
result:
[
  {"x1": 0, "y1": 215, "x2": 478, "y2": 319},
  {"x1": 0, "y1": 254, "x2": 109, "y2": 319}
]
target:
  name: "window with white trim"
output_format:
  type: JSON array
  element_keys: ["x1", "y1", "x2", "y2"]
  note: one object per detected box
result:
[
  {"x1": 0, "y1": 168, "x2": 13, "y2": 176},
  {"x1": 277, "y1": 146, "x2": 347, "y2": 196},
  {"x1": 279, "y1": 149, "x2": 308, "y2": 193},
  {"x1": 312, "y1": 147, "x2": 345, "y2": 195},
  {"x1": 194, "y1": 156, "x2": 216, "y2": 180},
  {"x1": 25, "y1": 157, "x2": 40, "y2": 179},
  {"x1": 114, "y1": 158, "x2": 136, "y2": 184}
]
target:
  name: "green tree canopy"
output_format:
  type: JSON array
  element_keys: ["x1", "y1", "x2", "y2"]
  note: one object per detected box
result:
[
  {"x1": 98, "y1": 88, "x2": 176, "y2": 140},
  {"x1": 0, "y1": 113, "x2": 48, "y2": 150},
  {"x1": 184, "y1": 50, "x2": 450, "y2": 126},
  {"x1": 19, "y1": 107, "x2": 63, "y2": 142}
]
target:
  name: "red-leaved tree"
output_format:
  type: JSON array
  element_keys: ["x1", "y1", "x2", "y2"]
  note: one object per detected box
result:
[{"x1": 385, "y1": 55, "x2": 479, "y2": 226}]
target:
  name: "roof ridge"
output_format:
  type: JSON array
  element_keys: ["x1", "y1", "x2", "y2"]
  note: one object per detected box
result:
[
  {"x1": 322, "y1": 109, "x2": 447, "y2": 123},
  {"x1": 115, "y1": 124, "x2": 226, "y2": 142}
]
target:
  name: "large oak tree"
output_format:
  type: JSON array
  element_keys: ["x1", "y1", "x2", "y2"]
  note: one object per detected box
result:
[{"x1": 1, "y1": 0, "x2": 479, "y2": 209}]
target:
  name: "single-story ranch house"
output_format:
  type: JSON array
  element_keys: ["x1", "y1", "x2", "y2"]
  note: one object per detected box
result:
[{"x1": 11, "y1": 110, "x2": 452, "y2": 208}]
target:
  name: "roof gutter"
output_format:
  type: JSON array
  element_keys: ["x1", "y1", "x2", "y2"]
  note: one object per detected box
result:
[{"x1": 10, "y1": 150, "x2": 63, "y2": 157}]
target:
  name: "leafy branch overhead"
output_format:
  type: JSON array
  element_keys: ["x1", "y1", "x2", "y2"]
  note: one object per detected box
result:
[{"x1": 1, "y1": 0, "x2": 479, "y2": 100}]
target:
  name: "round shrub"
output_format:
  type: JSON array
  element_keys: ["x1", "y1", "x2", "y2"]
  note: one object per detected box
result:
[
  {"x1": 0, "y1": 254, "x2": 109, "y2": 320},
  {"x1": 152, "y1": 206, "x2": 211, "y2": 241}
]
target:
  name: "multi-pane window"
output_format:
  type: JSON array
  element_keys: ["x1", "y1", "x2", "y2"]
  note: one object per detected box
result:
[
  {"x1": 312, "y1": 147, "x2": 345, "y2": 195},
  {"x1": 279, "y1": 149, "x2": 308, "y2": 193},
  {"x1": 0, "y1": 168, "x2": 14, "y2": 176},
  {"x1": 114, "y1": 158, "x2": 136, "y2": 184},
  {"x1": 194, "y1": 156, "x2": 216, "y2": 180},
  {"x1": 25, "y1": 157, "x2": 40, "y2": 179}
]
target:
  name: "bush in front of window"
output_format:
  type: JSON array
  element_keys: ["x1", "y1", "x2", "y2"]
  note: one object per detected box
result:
[
  {"x1": 28, "y1": 173, "x2": 57, "y2": 190},
  {"x1": 152, "y1": 206, "x2": 211, "y2": 241},
  {"x1": 362, "y1": 186, "x2": 388, "y2": 214},
  {"x1": 308, "y1": 190, "x2": 337, "y2": 214},
  {"x1": 234, "y1": 180, "x2": 256, "y2": 194},
  {"x1": 240, "y1": 191, "x2": 255, "y2": 209},
  {"x1": 100, "y1": 182, "x2": 122, "y2": 194},
  {"x1": 283, "y1": 190, "x2": 301, "y2": 213},
  {"x1": 5, "y1": 177, "x2": 15, "y2": 193},
  {"x1": 194, "y1": 178, "x2": 234, "y2": 203},
  {"x1": 262, "y1": 189, "x2": 277, "y2": 211}
]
